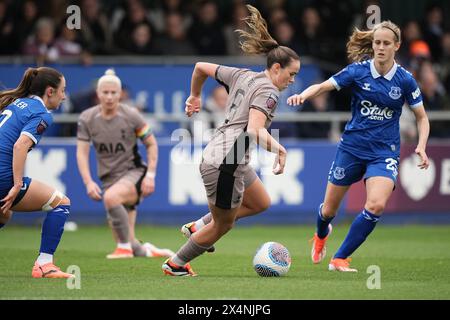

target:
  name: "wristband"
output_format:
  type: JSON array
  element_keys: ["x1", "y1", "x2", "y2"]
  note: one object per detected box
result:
[{"x1": 146, "y1": 171, "x2": 156, "y2": 179}]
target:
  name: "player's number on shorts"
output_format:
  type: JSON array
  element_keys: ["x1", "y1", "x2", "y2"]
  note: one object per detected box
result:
[
  {"x1": 385, "y1": 158, "x2": 398, "y2": 175},
  {"x1": 0, "y1": 110, "x2": 12, "y2": 128}
]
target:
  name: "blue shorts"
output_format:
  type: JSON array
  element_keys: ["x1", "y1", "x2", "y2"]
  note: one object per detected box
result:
[
  {"x1": 0, "y1": 176, "x2": 32, "y2": 207},
  {"x1": 328, "y1": 149, "x2": 399, "y2": 186}
]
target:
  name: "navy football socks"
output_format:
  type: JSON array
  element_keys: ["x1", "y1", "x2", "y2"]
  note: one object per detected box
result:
[
  {"x1": 39, "y1": 205, "x2": 70, "y2": 255},
  {"x1": 334, "y1": 209, "x2": 380, "y2": 259},
  {"x1": 316, "y1": 203, "x2": 333, "y2": 239}
]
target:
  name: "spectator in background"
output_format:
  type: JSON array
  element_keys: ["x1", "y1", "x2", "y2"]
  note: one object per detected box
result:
[
  {"x1": 297, "y1": 91, "x2": 332, "y2": 140},
  {"x1": 10, "y1": 0, "x2": 39, "y2": 54},
  {"x1": 149, "y1": 0, "x2": 191, "y2": 34},
  {"x1": 255, "y1": 0, "x2": 287, "y2": 18},
  {"x1": 79, "y1": 0, "x2": 113, "y2": 54},
  {"x1": 125, "y1": 23, "x2": 160, "y2": 55},
  {"x1": 54, "y1": 24, "x2": 92, "y2": 65},
  {"x1": 418, "y1": 61, "x2": 446, "y2": 111},
  {"x1": 223, "y1": 2, "x2": 248, "y2": 56},
  {"x1": 421, "y1": 4, "x2": 444, "y2": 62},
  {"x1": 266, "y1": 7, "x2": 288, "y2": 32},
  {"x1": 120, "y1": 84, "x2": 147, "y2": 112},
  {"x1": 114, "y1": 0, "x2": 154, "y2": 53},
  {"x1": 22, "y1": 18, "x2": 59, "y2": 65},
  {"x1": 297, "y1": 7, "x2": 330, "y2": 60},
  {"x1": 155, "y1": 11, "x2": 196, "y2": 55},
  {"x1": 188, "y1": 0, "x2": 226, "y2": 55},
  {"x1": 439, "y1": 31, "x2": 450, "y2": 96},
  {"x1": 41, "y1": 0, "x2": 70, "y2": 27},
  {"x1": 417, "y1": 61, "x2": 448, "y2": 138},
  {"x1": 314, "y1": 0, "x2": 354, "y2": 63},
  {"x1": 398, "y1": 20, "x2": 423, "y2": 67},
  {"x1": 408, "y1": 40, "x2": 432, "y2": 77},
  {"x1": 272, "y1": 19, "x2": 301, "y2": 55},
  {"x1": 0, "y1": 0, "x2": 13, "y2": 54}
]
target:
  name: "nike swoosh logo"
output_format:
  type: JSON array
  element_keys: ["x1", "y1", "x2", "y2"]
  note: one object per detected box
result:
[{"x1": 21, "y1": 183, "x2": 27, "y2": 190}]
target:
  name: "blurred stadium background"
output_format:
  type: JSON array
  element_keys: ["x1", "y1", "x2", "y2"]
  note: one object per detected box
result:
[{"x1": 1, "y1": 0, "x2": 450, "y2": 226}]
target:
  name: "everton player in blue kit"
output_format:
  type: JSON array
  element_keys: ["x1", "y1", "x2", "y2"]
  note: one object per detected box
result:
[
  {"x1": 0, "y1": 67, "x2": 74, "y2": 278},
  {"x1": 288, "y1": 21, "x2": 430, "y2": 272}
]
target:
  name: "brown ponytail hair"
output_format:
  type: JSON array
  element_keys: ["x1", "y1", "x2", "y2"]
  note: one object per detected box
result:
[
  {"x1": 346, "y1": 21, "x2": 401, "y2": 62},
  {"x1": 236, "y1": 5, "x2": 299, "y2": 69},
  {"x1": 0, "y1": 67, "x2": 63, "y2": 111}
]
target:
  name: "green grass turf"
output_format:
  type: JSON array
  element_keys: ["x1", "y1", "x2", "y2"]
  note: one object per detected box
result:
[{"x1": 1, "y1": 224, "x2": 449, "y2": 300}]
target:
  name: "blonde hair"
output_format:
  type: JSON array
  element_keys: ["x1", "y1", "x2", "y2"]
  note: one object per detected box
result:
[
  {"x1": 236, "y1": 5, "x2": 299, "y2": 68},
  {"x1": 97, "y1": 69, "x2": 122, "y2": 89},
  {"x1": 346, "y1": 21, "x2": 401, "y2": 62}
]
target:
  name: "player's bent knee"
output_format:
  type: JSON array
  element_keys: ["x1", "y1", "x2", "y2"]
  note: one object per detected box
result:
[
  {"x1": 103, "y1": 190, "x2": 121, "y2": 207},
  {"x1": 42, "y1": 190, "x2": 66, "y2": 211},
  {"x1": 365, "y1": 201, "x2": 385, "y2": 215}
]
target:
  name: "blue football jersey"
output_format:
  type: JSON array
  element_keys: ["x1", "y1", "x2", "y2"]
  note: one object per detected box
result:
[
  {"x1": 0, "y1": 96, "x2": 53, "y2": 180},
  {"x1": 329, "y1": 59, "x2": 423, "y2": 159}
]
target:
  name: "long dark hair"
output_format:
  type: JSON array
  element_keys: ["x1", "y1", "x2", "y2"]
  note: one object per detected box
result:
[
  {"x1": 0, "y1": 67, "x2": 63, "y2": 111},
  {"x1": 236, "y1": 5, "x2": 299, "y2": 69}
]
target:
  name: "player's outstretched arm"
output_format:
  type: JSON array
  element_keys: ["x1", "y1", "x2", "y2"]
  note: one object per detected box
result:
[
  {"x1": 185, "y1": 62, "x2": 219, "y2": 117},
  {"x1": 287, "y1": 79, "x2": 335, "y2": 106}
]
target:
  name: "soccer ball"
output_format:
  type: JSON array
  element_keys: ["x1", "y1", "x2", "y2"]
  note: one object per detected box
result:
[{"x1": 253, "y1": 242, "x2": 291, "y2": 277}]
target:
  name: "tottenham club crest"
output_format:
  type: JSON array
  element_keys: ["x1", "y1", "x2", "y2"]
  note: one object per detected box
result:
[
  {"x1": 333, "y1": 167, "x2": 345, "y2": 180},
  {"x1": 389, "y1": 86, "x2": 402, "y2": 100}
]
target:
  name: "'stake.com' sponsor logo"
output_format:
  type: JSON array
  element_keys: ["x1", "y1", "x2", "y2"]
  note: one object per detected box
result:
[{"x1": 360, "y1": 100, "x2": 393, "y2": 121}]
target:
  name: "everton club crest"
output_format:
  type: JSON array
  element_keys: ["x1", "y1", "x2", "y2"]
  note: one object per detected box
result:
[{"x1": 389, "y1": 86, "x2": 402, "y2": 100}]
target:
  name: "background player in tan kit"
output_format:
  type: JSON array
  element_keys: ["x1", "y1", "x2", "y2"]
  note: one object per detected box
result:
[
  {"x1": 162, "y1": 5, "x2": 301, "y2": 276},
  {"x1": 76, "y1": 69, "x2": 173, "y2": 259}
]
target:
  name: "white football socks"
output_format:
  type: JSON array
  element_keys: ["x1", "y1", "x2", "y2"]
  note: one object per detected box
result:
[
  {"x1": 36, "y1": 253, "x2": 53, "y2": 266},
  {"x1": 117, "y1": 242, "x2": 132, "y2": 250}
]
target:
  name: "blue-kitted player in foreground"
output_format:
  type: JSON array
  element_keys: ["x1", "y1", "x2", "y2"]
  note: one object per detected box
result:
[
  {"x1": 288, "y1": 21, "x2": 430, "y2": 272},
  {"x1": 0, "y1": 67, "x2": 74, "y2": 278}
]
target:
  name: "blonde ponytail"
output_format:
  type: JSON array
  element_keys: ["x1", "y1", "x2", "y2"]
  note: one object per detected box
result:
[{"x1": 346, "y1": 21, "x2": 401, "y2": 62}]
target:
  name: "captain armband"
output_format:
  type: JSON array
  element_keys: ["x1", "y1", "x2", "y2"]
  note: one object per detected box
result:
[{"x1": 135, "y1": 124, "x2": 152, "y2": 141}]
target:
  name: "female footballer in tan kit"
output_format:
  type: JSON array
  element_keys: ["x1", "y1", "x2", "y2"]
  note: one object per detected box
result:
[
  {"x1": 77, "y1": 69, "x2": 173, "y2": 259},
  {"x1": 162, "y1": 5, "x2": 301, "y2": 276}
]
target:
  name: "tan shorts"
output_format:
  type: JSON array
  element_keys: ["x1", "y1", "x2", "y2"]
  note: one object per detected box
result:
[
  {"x1": 101, "y1": 167, "x2": 147, "y2": 208},
  {"x1": 200, "y1": 162, "x2": 258, "y2": 209}
]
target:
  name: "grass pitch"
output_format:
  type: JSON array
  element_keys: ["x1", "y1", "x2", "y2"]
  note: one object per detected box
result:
[{"x1": 1, "y1": 224, "x2": 449, "y2": 300}]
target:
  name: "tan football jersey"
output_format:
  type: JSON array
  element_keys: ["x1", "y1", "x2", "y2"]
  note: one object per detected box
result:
[
  {"x1": 202, "y1": 65, "x2": 280, "y2": 177},
  {"x1": 77, "y1": 104, "x2": 149, "y2": 182}
]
